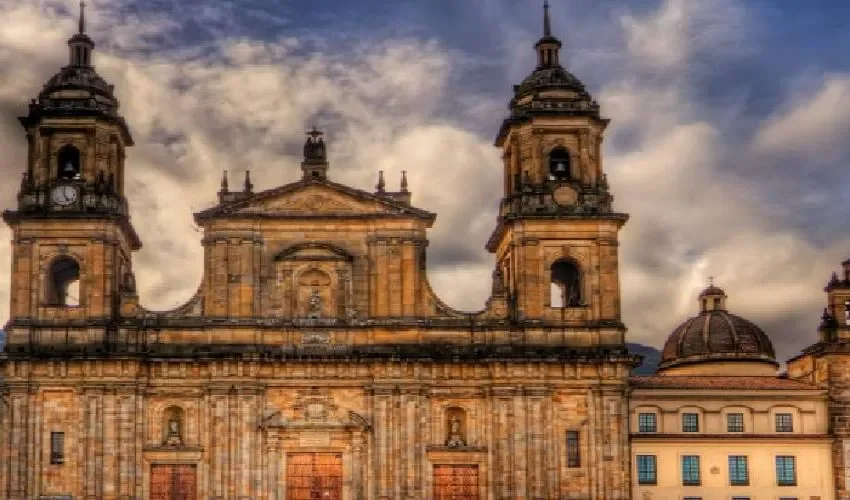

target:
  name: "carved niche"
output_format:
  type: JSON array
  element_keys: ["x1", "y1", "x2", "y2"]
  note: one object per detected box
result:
[{"x1": 272, "y1": 243, "x2": 355, "y2": 320}]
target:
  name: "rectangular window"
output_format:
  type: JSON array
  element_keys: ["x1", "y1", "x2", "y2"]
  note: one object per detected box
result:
[
  {"x1": 566, "y1": 431, "x2": 580, "y2": 468},
  {"x1": 731, "y1": 497, "x2": 750, "y2": 500},
  {"x1": 682, "y1": 413, "x2": 699, "y2": 432},
  {"x1": 638, "y1": 413, "x2": 657, "y2": 433},
  {"x1": 683, "y1": 498, "x2": 702, "y2": 500},
  {"x1": 776, "y1": 413, "x2": 794, "y2": 432},
  {"x1": 727, "y1": 412, "x2": 744, "y2": 432},
  {"x1": 728, "y1": 455, "x2": 749, "y2": 486},
  {"x1": 681, "y1": 455, "x2": 700, "y2": 486},
  {"x1": 637, "y1": 455, "x2": 657, "y2": 485},
  {"x1": 50, "y1": 432, "x2": 64, "y2": 465},
  {"x1": 776, "y1": 456, "x2": 797, "y2": 486}
]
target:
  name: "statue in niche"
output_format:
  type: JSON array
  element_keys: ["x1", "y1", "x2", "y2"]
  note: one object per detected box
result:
[
  {"x1": 446, "y1": 415, "x2": 466, "y2": 448},
  {"x1": 163, "y1": 407, "x2": 184, "y2": 446},
  {"x1": 307, "y1": 288, "x2": 322, "y2": 319}
]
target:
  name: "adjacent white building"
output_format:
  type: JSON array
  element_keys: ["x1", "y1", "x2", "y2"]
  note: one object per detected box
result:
[{"x1": 629, "y1": 285, "x2": 834, "y2": 500}]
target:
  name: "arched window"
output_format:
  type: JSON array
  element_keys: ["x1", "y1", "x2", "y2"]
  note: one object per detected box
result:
[
  {"x1": 550, "y1": 259, "x2": 581, "y2": 308},
  {"x1": 548, "y1": 147, "x2": 571, "y2": 181},
  {"x1": 57, "y1": 145, "x2": 81, "y2": 180},
  {"x1": 47, "y1": 257, "x2": 80, "y2": 306}
]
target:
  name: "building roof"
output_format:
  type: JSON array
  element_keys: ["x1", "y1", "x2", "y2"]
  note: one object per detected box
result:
[
  {"x1": 659, "y1": 285, "x2": 777, "y2": 371},
  {"x1": 630, "y1": 375, "x2": 819, "y2": 391},
  {"x1": 193, "y1": 176, "x2": 436, "y2": 223}
]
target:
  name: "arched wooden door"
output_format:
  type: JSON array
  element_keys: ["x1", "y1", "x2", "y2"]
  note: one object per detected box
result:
[
  {"x1": 433, "y1": 464, "x2": 479, "y2": 500},
  {"x1": 286, "y1": 453, "x2": 343, "y2": 500},
  {"x1": 150, "y1": 464, "x2": 197, "y2": 500}
]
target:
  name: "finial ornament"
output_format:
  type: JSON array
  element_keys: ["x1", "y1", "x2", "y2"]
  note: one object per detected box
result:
[
  {"x1": 376, "y1": 170, "x2": 386, "y2": 193},
  {"x1": 220, "y1": 170, "x2": 229, "y2": 192},
  {"x1": 243, "y1": 170, "x2": 253, "y2": 193},
  {"x1": 303, "y1": 126, "x2": 327, "y2": 162},
  {"x1": 535, "y1": 0, "x2": 561, "y2": 68},
  {"x1": 400, "y1": 171, "x2": 408, "y2": 193},
  {"x1": 79, "y1": 1, "x2": 86, "y2": 34},
  {"x1": 708, "y1": 276, "x2": 714, "y2": 287}
]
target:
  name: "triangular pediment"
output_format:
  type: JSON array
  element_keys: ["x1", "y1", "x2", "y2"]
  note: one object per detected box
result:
[
  {"x1": 237, "y1": 185, "x2": 380, "y2": 214},
  {"x1": 195, "y1": 179, "x2": 435, "y2": 221}
]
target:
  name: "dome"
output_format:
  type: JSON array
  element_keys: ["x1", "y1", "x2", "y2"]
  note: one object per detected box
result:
[
  {"x1": 659, "y1": 285, "x2": 777, "y2": 373},
  {"x1": 38, "y1": 65, "x2": 119, "y2": 115},
  {"x1": 515, "y1": 65, "x2": 588, "y2": 97}
]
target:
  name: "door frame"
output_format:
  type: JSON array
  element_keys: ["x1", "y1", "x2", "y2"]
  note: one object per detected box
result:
[
  {"x1": 426, "y1": 449, "x2": 488, "y2": 499},
  {"x1": 141, "y1": 449, "x2": 203, "y2": 500},
  {"x1": 149, "y1": 463, "x2": 199, "y2": 500}
]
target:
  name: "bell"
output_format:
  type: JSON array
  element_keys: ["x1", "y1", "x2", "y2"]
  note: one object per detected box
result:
[
  {"x1": 62, "y1": 162, "x2": 77, "y2": 177},
  {"x1": 554, "y1": 162, "x2": 567, "y2": 172}
]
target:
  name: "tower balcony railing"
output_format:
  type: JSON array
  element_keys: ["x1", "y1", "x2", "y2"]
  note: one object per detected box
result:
[{"x1": 17, "y1": 181, "x2": 129, "y2": 216}]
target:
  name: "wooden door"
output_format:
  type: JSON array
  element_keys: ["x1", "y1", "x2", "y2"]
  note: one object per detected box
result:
[
  {"x1": 433, "y1": 464, "x2": 479, "y2": 500},
  {"x1": 286, "y1": 453, "x2": 343, "y2": 500},
  {"x1": 150, "y1": 464, "x2": 197, "y2": 500}
]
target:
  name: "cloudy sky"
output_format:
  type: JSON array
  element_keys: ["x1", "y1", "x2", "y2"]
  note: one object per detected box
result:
[{"x1": 1, "y1": 0, "x2": 849, "y2": 361}]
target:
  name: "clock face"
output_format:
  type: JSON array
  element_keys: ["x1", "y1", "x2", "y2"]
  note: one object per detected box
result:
[
  {"x1": 553, "y1": 185, "x2": 579, "y2": 206},
  {"x1": 51, "y1": 185, "x2": 78, "y2": 206}
]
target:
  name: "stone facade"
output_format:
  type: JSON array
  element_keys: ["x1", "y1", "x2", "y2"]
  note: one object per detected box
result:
[
  {"x1": 788, "y1": 260, "x2": 850, "y2": 500},
  {"x1": 0, "y1": 4, "x2": 637, "y2": 500}
]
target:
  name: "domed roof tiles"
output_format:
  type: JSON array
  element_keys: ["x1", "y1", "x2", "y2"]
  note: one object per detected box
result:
[{"x1": 659, "y1": 286, "x2": 777, "y2": 370}]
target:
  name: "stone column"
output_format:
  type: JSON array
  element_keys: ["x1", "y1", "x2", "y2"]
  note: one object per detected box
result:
[
  {"x1": 264, "y1": 431, "x2": 282, "y2": 500},
  {"x1": 372, "y1": 386, "x2": 393, "y2": 498},
  {"x1": 351, "y1": 432, "x2": 366, "y2": 500},
  {"x1": 5, "y1": 389, "x2": 30, "y2": 498},
  {"x1": 526, "y1": 387, "x2": 547, "y2": 499}
]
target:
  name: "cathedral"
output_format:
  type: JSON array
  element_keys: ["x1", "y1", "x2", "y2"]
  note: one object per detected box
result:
[
  {"x1": 0, "y1": 4, "x2": 634, "y2": 500},
  {"x1": 1, "y1": 2, "x2": 849, "y2": 500}
]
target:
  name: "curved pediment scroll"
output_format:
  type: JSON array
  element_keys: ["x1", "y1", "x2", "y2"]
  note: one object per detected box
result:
[
  {"x1": 258, "y1": 402, "x2": 372, "y2": 432},
  {"x1": 275, "y1": 242, "x2": 354, "y2": 262}
]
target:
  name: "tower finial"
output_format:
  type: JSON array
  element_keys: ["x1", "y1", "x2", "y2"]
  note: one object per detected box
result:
[
  {"x1": 243, "y1": 170, "x2": 253, "y2": 193},
  {"x1": 79, "y1": 0, "x2": 86, "y2": 34},
  {"x1": 400, "y1": 171, "x2": 408, "y2": 193},
  {"x1": 376, "y1": 170, "x2": 386, "y2": 194},
  {"x1": 220, "y1": 169, "x2": 229, "y2": 193},
  {"x1": 534, "y1": 1, "x2": 561, "y2": 68}
]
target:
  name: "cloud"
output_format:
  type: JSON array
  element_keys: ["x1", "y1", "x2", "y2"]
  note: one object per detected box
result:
[
  {"x1": 620, "y1": 0, "x2": 751, "y2": 70},
  {"x1": 0, "y1": 0, "x2": 500, "y2": 315},
  {"x1": 0, "y1": 0, "x2": 847, "y2": 366},
  {"x1": 753, "y1": 74, "x2": 850, "y2": 159},
  {"x1": 599, "y1": 0, "x2": 848, "y2": 361}
]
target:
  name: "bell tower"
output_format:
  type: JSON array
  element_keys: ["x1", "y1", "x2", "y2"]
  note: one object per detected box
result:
[
  {"x1": 487, "y1": 2, "x2": 628, "y2": 341},
  {"x1": 2, "y1": 2, "x2": 140, "y2": 338}
]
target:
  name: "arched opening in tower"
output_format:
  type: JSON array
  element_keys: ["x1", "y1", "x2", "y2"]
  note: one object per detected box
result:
[
  {"x1": 57, "y1": 145, "x2": 81, "y2": 180},
  {"x1": 550, "y1": 259, "x2": 581, "y2": 308},
  {"x1": 47, "y1": 257, "x2": 80, "y2": 306},
  {"x1": 548, "y1": 147, "x2": 571, "y2": 181}
]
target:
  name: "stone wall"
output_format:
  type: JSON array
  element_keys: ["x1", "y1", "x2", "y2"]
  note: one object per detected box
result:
[{"x1": 0, "y1": 356, "x2": 632, "y2": 500}]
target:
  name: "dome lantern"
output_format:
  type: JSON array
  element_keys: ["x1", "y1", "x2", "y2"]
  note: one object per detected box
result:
[{"x1": 699, "y1": 278, "x2": 727, "y2": 312}]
